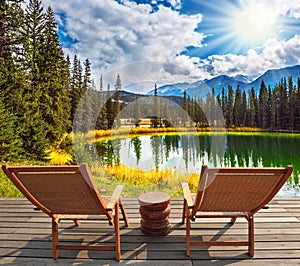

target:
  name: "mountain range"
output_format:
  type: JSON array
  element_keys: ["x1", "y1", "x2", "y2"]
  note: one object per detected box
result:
[{"x1": 146, "y1": 65, "x2": 300, "y2": 98}]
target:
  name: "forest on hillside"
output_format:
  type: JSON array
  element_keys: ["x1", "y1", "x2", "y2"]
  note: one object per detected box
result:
[{"x1": 1, "y1": 0, "x2": 300, "y2": 163}]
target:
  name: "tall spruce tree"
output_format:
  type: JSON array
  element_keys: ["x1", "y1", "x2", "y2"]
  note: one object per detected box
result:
[
  {"x1": 16, "y1": 0, "x2": 50, "y2": 160},
  {"x1": 288, "y1": 76, "x2": 296, "y2": 130},
  {"x1": 96, "y1": 75, "x2": 108, "y2": 129},
  {"x1": 80, "y1": 58, "x2": 93, "y2": 133},
  {"x1": 225, "y1": 85, "x2": 234, "y2": 127},
  {"x1": 106, "y1": 84, "x2": 114, "y2": 128},
  {"x1": 233, "y1": 86, "x2": 241, "y2": 127},
  {"x1": 249, "y1": 88, "x2": 257, "y2": 128},
  {"x1": 0, "y1": 93, "x2": 24, "y2": 161},
  {"x1": 295, "y1": 78, "x2": 300, "y2": 130},
  {"x1": 258, "y1": 80, "x2": 269, "y2": 128},
  {"x1": 70, "y1": 55, "x2": 85, "y2": 130},
  {"x1": 39, "y1": 6, "x2": 71, "y2": 141},
  {"x1": 270, "y1": 87, "x2": 277, "y2": 130},
  {"x1": 114, "y1": 74, "x2": 121, "y2": 127}
]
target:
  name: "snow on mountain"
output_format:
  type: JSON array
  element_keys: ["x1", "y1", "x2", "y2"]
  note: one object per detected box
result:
[
  {"x1": 245, "y1": 65, "x2": 300, "y2": 92},
  {"x1": 145, "y1": 65, "x2": 300, "y2": 98},
  {"x1": 146, "y1": 82, "x2": 189, "y2": 97},
  {"x1": 186, "y1": 75, "x2": 248, "y2": 98}
]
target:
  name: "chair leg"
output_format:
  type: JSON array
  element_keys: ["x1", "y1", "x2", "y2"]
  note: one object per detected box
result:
[
  {"x1": 185, "y1": 204, "x2": 191, "y2": 257},
  {"x1": 115, "y1": 202, "x2": 121, "y2": 262},
  {"x1": 52, "y1": 219, "x2": 59, "y2": 259},
  {"x1": 119, "y1": 198, "x2": 129, "y2": 227},
  {"x1": 182, "y1": 199, "x2": 187, "y2": 224},
  {"x1": 73, "y1": 219, "x2": 81, "y2": 226},
  {"x1": 230, "y1": 217, "x2": 237, "y2": 224},
  {"x1": 248, "y1": 215, "x2": 254, "y2": 257}
]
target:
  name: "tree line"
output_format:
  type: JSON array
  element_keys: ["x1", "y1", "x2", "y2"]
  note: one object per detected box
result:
[{"x1": 180, "y1": 77, "x2": 300, "y2": 131}]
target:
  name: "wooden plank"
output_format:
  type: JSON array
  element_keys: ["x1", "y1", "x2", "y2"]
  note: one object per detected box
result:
[{"x1": 1, "y1": 197, "x2": 300, "y2": 264}]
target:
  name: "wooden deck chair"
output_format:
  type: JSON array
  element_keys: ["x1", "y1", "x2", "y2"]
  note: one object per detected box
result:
[
  {"x1": 2, "y1": 163, "x2": 129, "y2": 261},
  {"x1": 181, "y1": 165, "x2": 293, "y2": 257}
]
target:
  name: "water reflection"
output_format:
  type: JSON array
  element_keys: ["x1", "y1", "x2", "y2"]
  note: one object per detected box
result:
[{"x1": 94, "y1": 133, "x2": 300, "y2": 186}]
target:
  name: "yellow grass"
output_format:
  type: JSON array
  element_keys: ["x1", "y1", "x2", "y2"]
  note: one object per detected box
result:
[
  {"x1": 105, "y1": 164, "x2": 172, "y2": 186},
  {"x1": 83, "y1": 161, "x2": 199, "y2": 198},
  {"x1": 47, "y1": 148, "x2": 73, "y2": 165},
  {"x1": 44, "y1": 129, "x2": 202, "y2": 197}
]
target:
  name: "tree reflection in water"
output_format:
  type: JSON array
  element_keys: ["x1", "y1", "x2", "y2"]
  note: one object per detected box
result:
[{"x1": 94, "y1": 133, "x2": 300, "y2": 186}]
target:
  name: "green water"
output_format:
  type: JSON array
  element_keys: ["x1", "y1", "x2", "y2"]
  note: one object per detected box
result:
[{"x1": 93, "y1": 132, "x2": 300, "y2": 196}]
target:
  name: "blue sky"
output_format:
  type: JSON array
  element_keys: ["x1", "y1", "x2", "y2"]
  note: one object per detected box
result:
[{"x1": 38, "y1": 0, "x2": 300, "y2": 92}]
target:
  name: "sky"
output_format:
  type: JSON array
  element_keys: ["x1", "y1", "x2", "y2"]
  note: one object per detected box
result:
[{"x1": 37, "y1": 0, "x2": 300, "y2": 93}]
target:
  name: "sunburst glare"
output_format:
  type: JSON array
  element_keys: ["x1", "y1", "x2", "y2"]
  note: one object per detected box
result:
[
  {"x1": 230, "y1": 1, "x2": 279, "y2": 47},
  {"x1": 196, "y1": 0, "x2": 288, "y2": 56}
]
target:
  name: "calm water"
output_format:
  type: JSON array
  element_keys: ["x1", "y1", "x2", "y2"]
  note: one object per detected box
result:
[{"x1": 94, "y1": 133, "x2": 300, "y2": 196}]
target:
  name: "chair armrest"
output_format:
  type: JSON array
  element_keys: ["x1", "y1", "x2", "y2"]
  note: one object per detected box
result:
[
  {"x1": 181, "y1": 182, "x2": 194, "y2": 208},
  {"x1": 106, "y1": 185, "x2": 124, "y2": 210}
]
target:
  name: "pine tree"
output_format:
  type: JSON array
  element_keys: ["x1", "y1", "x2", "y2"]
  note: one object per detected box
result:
[
  {"x1": 233, "y1": 86, "x2": 242, "y2": 127},
  {"x1": 225, "y1": 86, "x2": 234, "y2": 127},
  {"x1": 153, "y1": 83, "x2": 160, "y2": 128},
  {"x1": 294, "y1": 78, "x2": 300, "y2": 130},
  {"x1": 106, "y1": 84, "x2": 114, "y2": 128},
  {"x1": 70, "y1": 55, "x2": 85, "y2": 130},
  {"x1": 22, "y1": 0, "x2": 45, "y2": 91},
  {"x1": 270, "y1": 87, "x2": 277, "y2": 130},
  {"x1": 0, "y1": 0, "x2": 25, "y2": 101},
  {"x1": 39, "y1": 6, "x2": 71, "y2": 141},
  {"x1": 182, "y1": 90, "x2": 187, "y2": 126},
  {"x1": 14, "y1": 0, "x2": 51, "y2": 160},
  {"x1": 80, "y1": 59, "x2": 93, "y2": 133},
  {"x1": 277, "y1": 82, "x2": 289, "y2": 130},
  {"x1": 70, "y1": 55, "x2": 80, "y2": 123},
  {"x1": 258, "y1": 80, "x2": 269, "y2": 128},
  {"x1": 96, "y1": 74, "x2": 108, "y2": 129},
  {"x1": 114, "y1": 74, "x2": 121, "y2": 127},
  {"x1": 0, "y1": 93, "x2": 24, "y2": 161},
  {"x1": 241, "y1": 91, "x2": 247, "y2": 126},
  {"x1": 249, "y1": 88, "x2": 257, "y2": 128},
  {"x1": 288, "y1": 76, "x2": 295, "y2": 130}
]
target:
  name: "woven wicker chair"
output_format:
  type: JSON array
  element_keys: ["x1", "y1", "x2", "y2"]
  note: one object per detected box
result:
[
  {"x1": 2, "y1": 163, "x2": 129, "y2": 261},
  {"x1": 181, "y1": 165, "x2": 293, "y2": 257}
]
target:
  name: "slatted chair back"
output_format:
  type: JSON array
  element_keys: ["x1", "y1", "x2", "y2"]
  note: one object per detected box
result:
[
  {"x1": 2, "y1": 164, "x2": 110, "y2": 218},
  {"x1": 192, "y1": 165, "x2": 293, "y2": 217}
]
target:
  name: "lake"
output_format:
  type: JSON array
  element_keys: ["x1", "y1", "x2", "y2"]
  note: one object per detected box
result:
[{"x1": 92, "y1": 132, "x2": 300, "y2": 197}]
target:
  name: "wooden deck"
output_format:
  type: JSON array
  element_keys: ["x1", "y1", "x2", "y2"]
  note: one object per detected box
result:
[{"x1": 1, "y1": 197, "x2": 300, "y2": 265}]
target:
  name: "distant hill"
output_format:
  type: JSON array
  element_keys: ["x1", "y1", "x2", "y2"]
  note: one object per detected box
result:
[
  {"x1": 146, "y1": 65, "x2": 300, "y2": 98},
  {"x1": 244, "y1": 65, "x2": 300, "y2": 91},
  {"x1": 186, "y1": 75, "x2": 248, "y2": 98},
  {"x1": 146, "y1": 82, "x2": 189, "y2": 97}
]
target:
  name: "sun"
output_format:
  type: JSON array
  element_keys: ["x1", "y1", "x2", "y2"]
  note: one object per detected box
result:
[{"x1": 230, "y1": 1, "x2": 278, "y2": 46}]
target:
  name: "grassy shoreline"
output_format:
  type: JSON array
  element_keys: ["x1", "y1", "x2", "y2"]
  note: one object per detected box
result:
[{"x1": 1, "y1": 127, "x2": 300, "y2": 198}]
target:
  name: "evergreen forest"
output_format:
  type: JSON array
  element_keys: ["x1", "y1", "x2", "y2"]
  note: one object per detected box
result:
[{"x1": 1, "y1": 0, "x2": 300, "y2": 163}]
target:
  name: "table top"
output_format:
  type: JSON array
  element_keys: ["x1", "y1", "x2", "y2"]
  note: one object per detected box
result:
[{"x1": 138, "y1": 192, "x2": 170, "y2": 206}]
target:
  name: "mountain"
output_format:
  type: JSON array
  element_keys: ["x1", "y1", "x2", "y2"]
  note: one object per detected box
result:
[
  {"x1": 147, "y1": 82, "x2": 189, "y2": 97},
  {"x1": 146, "y1": 65, "x2": 300, "y2": 98},
  {"x1": 187, "y1": 75, "x2": 248, "y2": 98},
  {"x1": 245, "y1": 65, "x2": 300, "y2": 91}
]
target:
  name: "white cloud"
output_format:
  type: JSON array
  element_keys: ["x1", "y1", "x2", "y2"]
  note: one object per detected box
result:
[
  {"x1": 200, "y1": 35, "x2": 300, "y2": 79},
  {"x1": 167, "y1": 0, "x2": 182, "y2": 10},
  {"x1": 242, "y1": 0, "x2": 300, "y2": 18},
  {"x1": 40, "y1": 0, "x2": 204, "y2": 91},
  {"x1": 28, "y1": 0, "x2": 300, "y2": 92}
]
